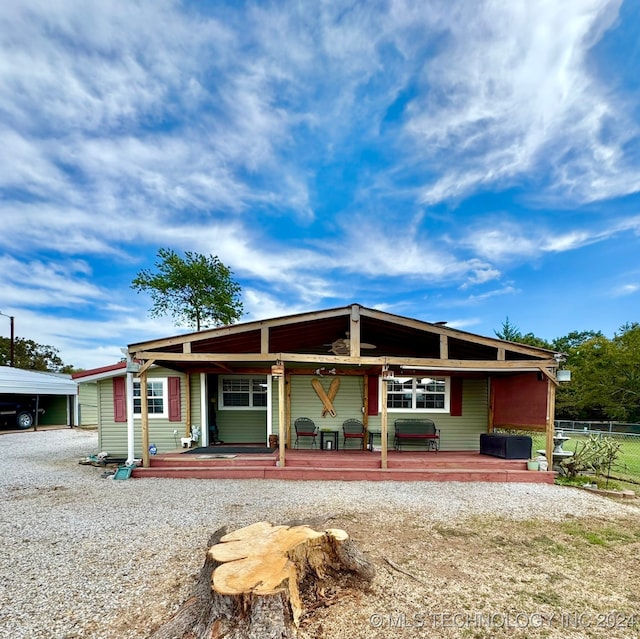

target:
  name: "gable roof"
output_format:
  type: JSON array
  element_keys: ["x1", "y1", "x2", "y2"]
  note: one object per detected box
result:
[
  {"x1": 72, "y1": 362, "x2": 127, "y2": 383},
  {"x1": 127, "y1": 303, "x2": 558, "y2": 375}
]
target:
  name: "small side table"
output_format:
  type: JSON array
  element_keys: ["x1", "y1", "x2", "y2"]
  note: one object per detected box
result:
[
  {"x1": 367, "y1": 430, "x2": 382, "y2": 451},
  {"x1": 320, "y1": 430, "x2": 339, "y2": 451}
]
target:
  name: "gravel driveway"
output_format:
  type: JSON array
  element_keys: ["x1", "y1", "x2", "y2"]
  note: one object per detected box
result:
[{"x1": 1, "y1": 428, "x2": 636, "y2": 639}]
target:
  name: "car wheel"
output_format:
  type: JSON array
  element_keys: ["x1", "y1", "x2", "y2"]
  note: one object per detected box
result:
[{"x1": 16, "y1": 411, "x2": 34, "y2": 429}]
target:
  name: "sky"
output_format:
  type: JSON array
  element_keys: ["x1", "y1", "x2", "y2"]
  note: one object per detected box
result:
[{"x1": 1, "y1": 0, "x2": 639, "y2": 371}]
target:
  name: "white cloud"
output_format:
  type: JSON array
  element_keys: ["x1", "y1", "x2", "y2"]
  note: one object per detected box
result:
[
  {"x1": 0, "y1": 256, "x2": 105, "y2": 308},
  {"x1": 402, "y1": 0, "x2": 638, "y2": 205},
  {"x1": 458, "y1": 216, "x2": 635, "y2": 262},
  {"x1": 611, "y1": 283, "x2": 639, "y2": 297}
]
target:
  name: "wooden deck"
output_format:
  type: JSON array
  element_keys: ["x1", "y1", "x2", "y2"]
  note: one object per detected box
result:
[{"x1": 131, "y1": 447, "x2": 555, "y2": 483}]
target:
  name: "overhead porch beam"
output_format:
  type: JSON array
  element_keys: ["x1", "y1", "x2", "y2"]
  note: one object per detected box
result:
[{"x1": 131, "y1": 350, "x2": 558, "y2": 371}]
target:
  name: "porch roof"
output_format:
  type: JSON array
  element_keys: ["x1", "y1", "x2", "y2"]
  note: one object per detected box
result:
[{"x1": 127, "y1": 303, "x2": 559, "y2": 377}]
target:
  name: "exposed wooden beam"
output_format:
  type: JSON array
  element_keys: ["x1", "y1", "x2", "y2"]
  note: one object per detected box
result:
[
  {"x1": 357, "y1": 306, "x2": 555, "y2": 357},
  {"x1": 128, "y1": 307, "x2": 353, "y2": 352},
  {"x1": 439, "y1": 334, "x2": 448, "y2": 359},
  {"x1": 133, "y1": 350, "x2": 558, "y2": 370},
  {"x1": 261, "y1": 326, "x2": 269, "y2": 354},
  {"x1": 138, "y1": 359, "x2": 155, "y2": 375},
  {"x1": 497, "y1": 348, "x2": 505, "y2": 361},
  {"x1": 538, "y1": 365, "x2": 560, "y2": 386},
  {"x1": 349, "y1": 304, "x2": 361, "y2": 356},
  {"x1": 128, "y1": 304, "x2": 554, "y2": 362}
]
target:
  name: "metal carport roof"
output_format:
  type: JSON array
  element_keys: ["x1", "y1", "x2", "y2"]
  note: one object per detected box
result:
[{"x1": 0, "y1": 366, "x2": 77, "y2": 396}]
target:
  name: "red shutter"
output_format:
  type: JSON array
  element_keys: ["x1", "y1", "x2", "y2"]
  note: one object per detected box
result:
[
  {"x1": 168, "y1": 376, "x2": 181, "y2": 422},
  {"x1": 113, "y1": 377, "x2": 127, "y2": 423},
  {"x1": 450, "y1": 377, "x2": 463, "y2": 416},
  {"x1": 367, "y1": 375, "x2": 379, "y2": 416}
]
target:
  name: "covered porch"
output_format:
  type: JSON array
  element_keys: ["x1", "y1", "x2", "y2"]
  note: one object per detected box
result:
[{"x1": 125, "y1": 303, "x2": 563, "y2": 477}]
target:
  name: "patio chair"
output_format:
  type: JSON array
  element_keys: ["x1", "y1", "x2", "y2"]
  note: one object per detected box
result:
[
  {"x1": 342, "y1": 418, "x2": 366, "y2": 450},
  {"x1": 294, "y1": 417, "x2": 318, "y2": 449}
]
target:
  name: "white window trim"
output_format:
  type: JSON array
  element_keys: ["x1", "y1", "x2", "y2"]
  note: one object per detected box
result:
[
  {"x1": 383, "y1": 376, "x2": 450, "y2": 413},
  {"x1": 218, "y1": 375, "x2": 268, "y2": 411},
  {"x1": 133, "y1": 377, "x2": 168, "y2": 419}
]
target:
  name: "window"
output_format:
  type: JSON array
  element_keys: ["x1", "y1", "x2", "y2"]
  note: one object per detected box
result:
[
  {"x1": 386, "y1": 377, "x2": 449, "y2": 412},
  {"x1": 133, "y1": 378, "x2": 168, "y2": 418},
  {"x1": 219, "y1": 376, "x2": 267, "y2": 410}
]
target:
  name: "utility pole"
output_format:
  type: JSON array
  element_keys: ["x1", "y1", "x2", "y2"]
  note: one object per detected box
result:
[{"x1": 0, "y1": 311, "x2": 15, "y2": 367}]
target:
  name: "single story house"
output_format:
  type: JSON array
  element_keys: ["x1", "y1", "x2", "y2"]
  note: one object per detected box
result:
[{"x1": 75, "y1": 304, "x2": 562, "y2": 468}]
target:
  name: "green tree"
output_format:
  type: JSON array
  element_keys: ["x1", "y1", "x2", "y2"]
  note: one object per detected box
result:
[
  {"x1": 552, "y1": 330, "x2": 604, "y2": 420},
  {"x1": 494, "y1": 317, "x2": 552, "y2": 349},
  {"x1": 551, "y1": 330, "x2": 603, "y2": 355},
  {"x1": 494, "y1": 316, "x2": 521, "y2": 341},
  {"x1": 131, "y1": 248, "x2": 244, "y2": 331},
  {"x1": 0, "y1": 336, "x2": 74, "y2": 372},
  {"x1": 569, "y1": 324, "x2": 640, "y2": 422}
]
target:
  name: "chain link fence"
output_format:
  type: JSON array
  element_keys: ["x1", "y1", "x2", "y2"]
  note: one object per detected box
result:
[{"x1": 535, "y1": 422, "x2": 640, "y2": 484}]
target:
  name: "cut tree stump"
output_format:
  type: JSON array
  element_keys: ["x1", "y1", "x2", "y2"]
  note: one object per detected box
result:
[{"x1": 149, "y1": 521, "x2": 375, "y2": 639}]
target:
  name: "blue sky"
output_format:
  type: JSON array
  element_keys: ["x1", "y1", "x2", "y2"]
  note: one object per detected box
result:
[{"x1": 1, "y1": 0, "x2": 639, "y2": 370}]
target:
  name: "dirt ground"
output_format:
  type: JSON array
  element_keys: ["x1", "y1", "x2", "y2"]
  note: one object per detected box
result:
[{"x1": 114, "y1": 499, "x2": 640, "y2": 639}]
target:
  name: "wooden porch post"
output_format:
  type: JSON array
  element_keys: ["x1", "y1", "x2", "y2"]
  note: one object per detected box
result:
[
  {"x1": 140, "y1": 371, "x2": 150, "y2": 468},
  {"x1": 545, "y1": 378, "x2": 556, "y2": 466},
  {"x1": 380, "y1": 377, "x2": 388, "y2": 470},
  {"x1": 272, "y1": 362, "x2": 286, "y2": 468},
  {"x1": 285, "y1": 371, "x2": 292, "y2": 448}
]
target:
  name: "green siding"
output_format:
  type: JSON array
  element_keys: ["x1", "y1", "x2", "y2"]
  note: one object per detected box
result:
[
  {"x1": 78, "y1": 383, "x2": 98, "y2": 426},
  {"x1": 97, "y1": 368, "x2": 202, "y2": 457},
  {"x1": 96, "y1": 372, "x2": 489, "y2": 457},
  {"x1": 277, "y1": 376, "x2": 488, "y2": 450},
  {"x1": 38, "y1": 396, "x2": 70, "y2": 425},
  {"x1": 366, "y1": 378, "x2": 489, "y2": 451},
  {"x1": 290, "y1": 375, "x2": 365, "y2": 426},
  {"x1": 287, "y1": 375, "x2": 365, "y2": 448},
  {"x1": 216, "y1": 410, "x2": 267, "y2": 444},
  {"x1": 214, "y1": 375, "x2": 267, "y2": 444}
]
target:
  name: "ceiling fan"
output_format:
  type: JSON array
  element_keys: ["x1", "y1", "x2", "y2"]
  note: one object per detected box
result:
[{"x1": 325, "y1": 332, "x2": 377, "y2": 356}]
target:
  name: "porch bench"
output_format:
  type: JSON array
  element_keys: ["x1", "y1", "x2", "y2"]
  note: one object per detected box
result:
[{"x1": 394, "y1": 419, "x2": 440, "y2": 451}]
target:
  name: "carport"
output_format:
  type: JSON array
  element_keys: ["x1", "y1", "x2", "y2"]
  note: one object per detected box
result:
[{"x1": 0, "y1": 366, "x2": 77, "y2": 429}]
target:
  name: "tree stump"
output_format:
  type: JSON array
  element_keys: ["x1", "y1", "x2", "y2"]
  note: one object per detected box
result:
[{"x1": 149, "y1": 521, "x2": 375, "y2": 639}]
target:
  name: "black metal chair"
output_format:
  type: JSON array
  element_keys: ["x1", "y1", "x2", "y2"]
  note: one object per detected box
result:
[
  {"x1": 342, "y1": 418, "x2": 366, "y2": 450},
  {"x1": 294, "y1": 417, "x2": 318, "y2": 448}
]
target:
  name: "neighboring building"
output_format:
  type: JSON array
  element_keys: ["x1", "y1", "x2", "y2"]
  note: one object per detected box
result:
[
  {"x1": 76, "y1": 304, "x2": 562, "y2": 466},
  {"x1": 0, "y1": 366, "x2": 77, "y2": 428}
]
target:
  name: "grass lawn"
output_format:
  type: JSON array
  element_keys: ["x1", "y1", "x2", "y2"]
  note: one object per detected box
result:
[{"x1": 531, "y1": 433, "x2": 640, "y2": 486}]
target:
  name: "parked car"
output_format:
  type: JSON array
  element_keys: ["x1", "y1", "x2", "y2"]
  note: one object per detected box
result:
[{"x1": 0, "y1": 395, "x2": 45, "y2": 429}]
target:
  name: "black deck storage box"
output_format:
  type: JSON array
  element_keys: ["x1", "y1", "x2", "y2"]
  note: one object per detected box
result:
[{"x1": 479, "y1": 433, "x2": 532, "y2": 459}]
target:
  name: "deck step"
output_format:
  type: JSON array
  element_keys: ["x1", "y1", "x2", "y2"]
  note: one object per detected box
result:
[{"x1": 132, "y1": 465, "x2": 554, "y2": 483}]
